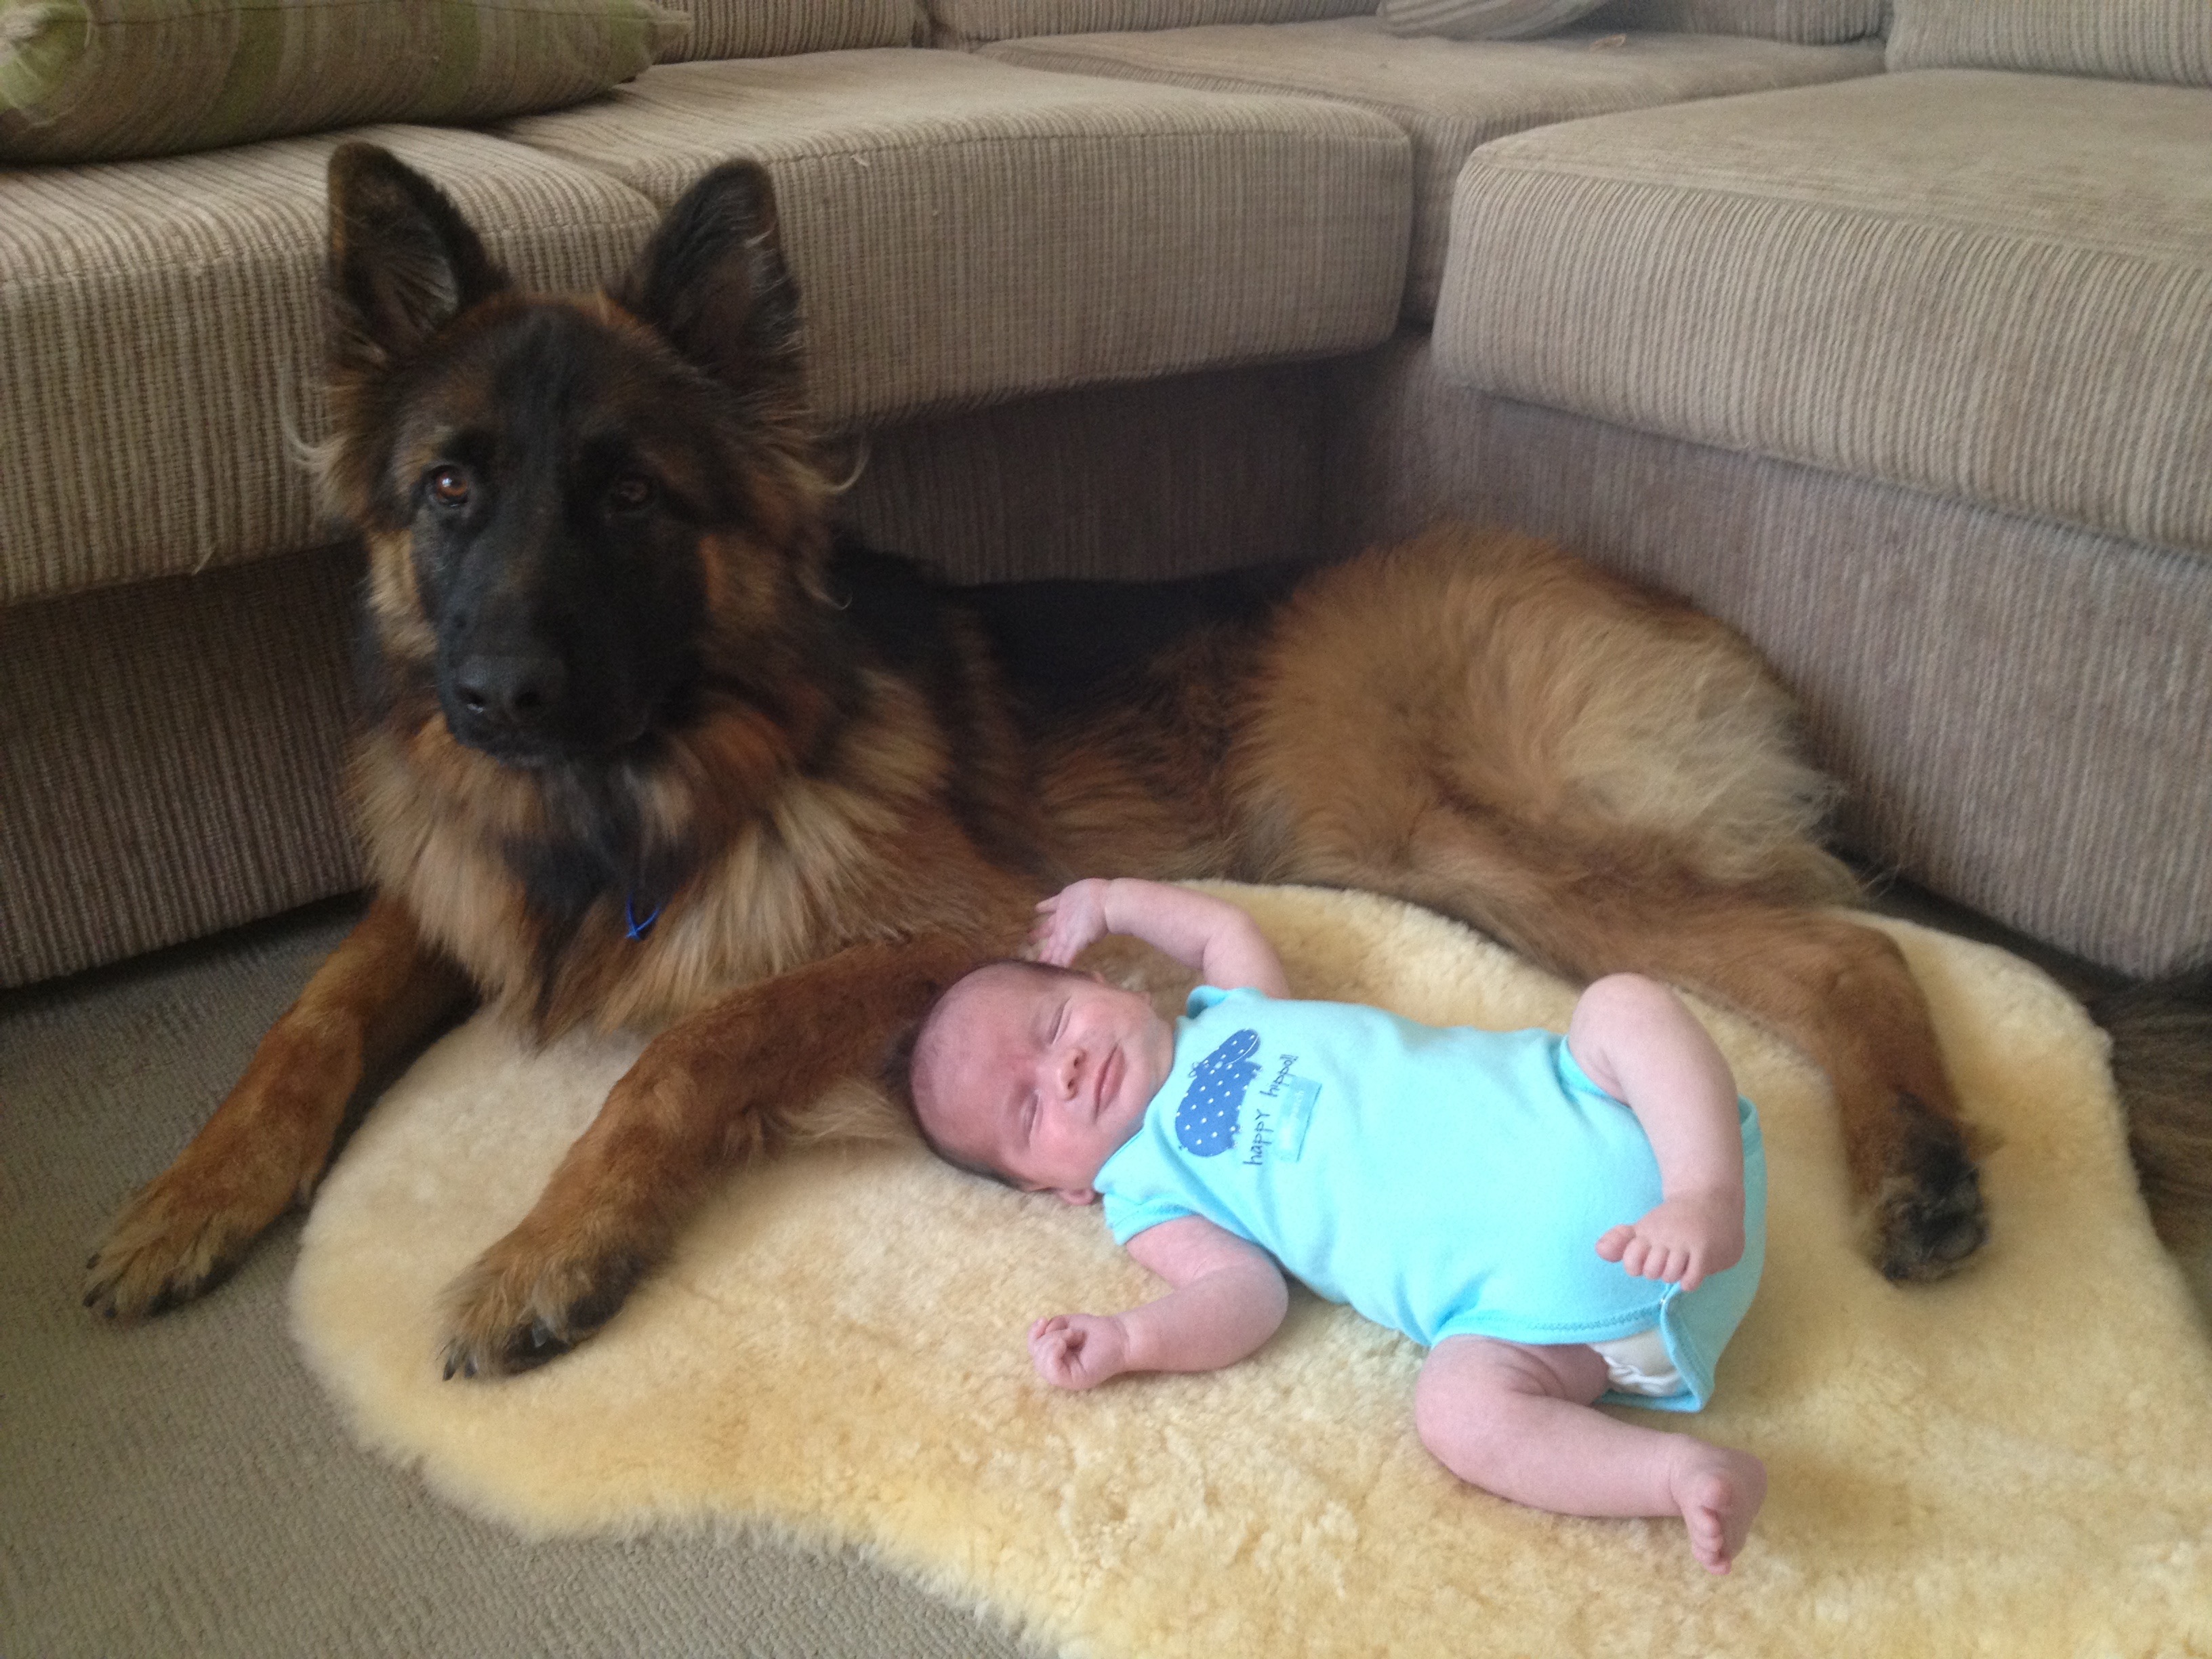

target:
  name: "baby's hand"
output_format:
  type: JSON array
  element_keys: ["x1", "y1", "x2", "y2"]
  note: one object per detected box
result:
[
  {"x1": 1596, "y1": 1191, "x2": 1744, "y2": 1294},
  {"x1": 1029, "y1": 1313, "x2": 1132, "y2": 1390},
  {"x1": 1030, "y1": 880, "x2": 1113, "y2": 968}
]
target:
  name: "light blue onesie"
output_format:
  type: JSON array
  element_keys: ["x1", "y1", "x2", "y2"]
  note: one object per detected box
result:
[{"x1": 1092, "y1": 987, "x2": 1767, "y2": 1412}]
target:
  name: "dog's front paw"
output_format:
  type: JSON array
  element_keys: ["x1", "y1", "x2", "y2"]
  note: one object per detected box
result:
[
  {"x1": 436, "y1": 1225, "x2": 646, "y2": 1379},
  {"x1": 83, "y1": 1160, "x2": 293, "y2": 1321},
  {"x1": 1871, "y1": 1097, "x2": 1988, "y2": 1282}
]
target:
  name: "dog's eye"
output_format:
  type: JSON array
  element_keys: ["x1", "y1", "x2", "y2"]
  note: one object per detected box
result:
[
  {"x1": 607, "y1": 474, "x2": 657, "y2": 514},
  {"x1": 427, "y1": 467, "x2": 471, "y2": 509}
]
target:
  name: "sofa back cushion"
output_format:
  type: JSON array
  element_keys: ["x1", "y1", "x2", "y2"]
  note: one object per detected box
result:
[
  {"x1": 979, "y1": 0, "x2": 1887, "y2": 47},
  {"x1": 495, "y1": 49, "x2": 1412, "y2": 427},
  {"x1": 1376, "y1": 0, "x2": 1612, "y2": 42},
  {"x1": 0, "y1": 0, "x2": 689, "y2": 163},
  {"x1": 655, "y1": 0, "x2": 918, "y2": 62},
  {"x1": 1887, "y1": 0, "x2": 2211, "y2": 85},
  {"x1": 928, "y1": 0, "x2": 1371, "y2": 48},
  {"x1": 1582, "y1": 0, "x2": 1883, "y2": 42}
]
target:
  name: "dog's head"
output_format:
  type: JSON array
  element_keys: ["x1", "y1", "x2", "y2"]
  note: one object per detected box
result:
[{"x1": 321, "y1": 143, "x2": 832, "y2": 769}]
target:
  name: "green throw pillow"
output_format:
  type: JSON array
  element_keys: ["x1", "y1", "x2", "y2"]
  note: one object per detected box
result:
[{"x1": 0, "y1": 0, "x2": 692, "y2": 163}]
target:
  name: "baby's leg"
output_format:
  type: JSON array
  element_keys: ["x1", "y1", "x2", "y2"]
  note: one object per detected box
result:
[{"x1": 1414, "y1": 1336, "x2": 1765, "y2": 1574}]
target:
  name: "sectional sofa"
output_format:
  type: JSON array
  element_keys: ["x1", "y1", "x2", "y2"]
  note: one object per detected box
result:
[{"x1": 3, "y1": 0, "x2": 2206, "y2": 992}]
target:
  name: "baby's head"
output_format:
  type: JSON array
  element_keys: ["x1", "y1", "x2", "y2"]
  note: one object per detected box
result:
[{"x1": 908, "y1": 958, "x2": 1176, "y2": 1204}]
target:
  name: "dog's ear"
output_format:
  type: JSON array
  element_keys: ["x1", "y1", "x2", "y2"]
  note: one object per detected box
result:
[
  {"x1": 325, "y1": 142, "x2": 508, "y2": 377},
  {"x1": 611, "y1": 161, "x2": 804, "y2": 407}
]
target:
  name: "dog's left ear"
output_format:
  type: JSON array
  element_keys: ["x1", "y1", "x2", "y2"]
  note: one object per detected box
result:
[{"x1": 612, "y1": 161, "x2": 805, "y2": 408}]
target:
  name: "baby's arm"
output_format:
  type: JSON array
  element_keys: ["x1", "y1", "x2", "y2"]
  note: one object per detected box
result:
[
  {"x1": 1568, "y1": 974, "x2": 1746, "y2": 1293},
  {"x1": 1031, "y1": 878, "x2": 1290, "y2": 996},
  {"x1": 1029, "y1": 1216, "x2": 1288, "y2": 1391}
]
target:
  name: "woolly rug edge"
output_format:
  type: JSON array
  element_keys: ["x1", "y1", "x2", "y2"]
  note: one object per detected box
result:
[{"x1": 290, "y1": 886, "x2": 2212, "y2": 1659}]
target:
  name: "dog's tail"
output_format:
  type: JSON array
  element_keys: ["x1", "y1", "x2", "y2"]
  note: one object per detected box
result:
[{"x1": 2093, "y1": 962, "x2": 2212, "y2": 1251}]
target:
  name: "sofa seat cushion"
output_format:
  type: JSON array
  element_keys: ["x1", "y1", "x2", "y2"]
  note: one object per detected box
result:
[
  {"x1": 1435, "y1": 70, "x2": 2212, "y2": 554},
  {"x1": 981, "y1": 17, "x2": 1883, "y2": 318},
  {"x1": 0, "y1": 128, "x2": 659, "y2": 605},
  {"x1": 495, "y1": 48, "x2": 1411, "y2": 428}
]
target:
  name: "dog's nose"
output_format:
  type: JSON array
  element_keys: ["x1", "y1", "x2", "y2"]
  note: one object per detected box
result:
[{"x1": 453, "y1": 652, "x2": 567, "y2": 731}]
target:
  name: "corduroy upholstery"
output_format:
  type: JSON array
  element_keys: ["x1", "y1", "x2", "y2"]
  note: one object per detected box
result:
[
  {"x1": 3, "y1": 0, "x2": 2207, "y2": 992},
  {"x1": 0, "y1": 363, "x2": 1330, "y2": 985},
  {"x1": 1376, "y1": 0, "x2": 1616, "y2": 45},
  {"x1": 979, "y1": 18, "x2": 1885, "y2": 319},
  {"x1": 1885, "y1": 0, "x2": 2212, "y2": 86},
  {"x1": 657, "y1": 0, "x2": 922, "y2": 60},
  {"x1": 0, "y1": 0, "x2": 689, "y2": 163},
  {"x1": 1433, "y1": 70, "x2": 2212, "y2": 555},
  {"x1": 495, "y1": 47, "x2": 1412, "y2": 428},
  {"x1": 0, "y1": 546, "x2": 365, "y2": 987},
  {"x1": 1582, "y1": 0, "x2": 1883, "y2": 39},
  {"x1": 0, "y1": 128, "x2": 661, "y2": 604},
  {"x1": 843, "y1": 361, "x2": 1327, "y2": 586},
  {"x1": 1326, "y1": 335, "x2": 2212, "y2": 978},
  {"x1": 924, "y1": 0, "x2": 1370, "y2": 49}
]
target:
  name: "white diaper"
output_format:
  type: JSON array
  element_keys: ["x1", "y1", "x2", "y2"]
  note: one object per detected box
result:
[{"x1": 1589, "y1": 1327, "x2": 1683, "y2": 1398}]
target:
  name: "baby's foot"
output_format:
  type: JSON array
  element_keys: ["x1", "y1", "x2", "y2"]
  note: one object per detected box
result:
[{"x1": 1668, "y1": 1442, "x2": 1767, "y2": 1574}]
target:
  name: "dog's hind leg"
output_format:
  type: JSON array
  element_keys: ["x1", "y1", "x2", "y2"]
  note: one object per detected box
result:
[
  {"x1": 1222, "y1": 529, "x2": 1984, "y2": 1277},
  {"x1": 85, "y1": 897, "x2": 470, "y2": 1319},
  {"x1": 1578, "y1": 890, "x2": 1988, "y2": 1283},
  {"x1": 1301, "y1": 815, "x2": 1987, "y2": 1280}
]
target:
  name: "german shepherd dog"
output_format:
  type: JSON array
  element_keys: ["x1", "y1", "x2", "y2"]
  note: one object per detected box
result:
[{"x1": 86, "y1": 143, "x2": 2176, "y2": 1377}]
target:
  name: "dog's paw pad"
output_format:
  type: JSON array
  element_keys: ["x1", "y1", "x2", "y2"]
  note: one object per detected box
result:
[
  {"x1": 1873, "y1": 1102, "x2": 1987, "y2": 1283},
  {"x1": 436, "y1": 1241, "x2": 642, "y2": 1379},
  {"x1": 83, "y1": 1191, "x2": 252, "y2": 1322}
]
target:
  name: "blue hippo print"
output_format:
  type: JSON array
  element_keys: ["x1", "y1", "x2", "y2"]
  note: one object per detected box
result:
[{"x1": 1175, "y1": 1030, "x2": 1263, "y2": 1156}]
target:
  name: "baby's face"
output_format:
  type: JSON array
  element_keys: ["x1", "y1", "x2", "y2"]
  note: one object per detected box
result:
[{"x1": 924, "y1": 964, "x2": 1175, "y2": 1202}]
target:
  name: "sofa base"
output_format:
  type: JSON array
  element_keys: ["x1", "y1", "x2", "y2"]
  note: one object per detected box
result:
[
  {"x1": 1326, "y1": 332, "x2": 2212, "y2": 978},
  {"x1": 844, "y1": 356, "x2": 1325, "y2": 583},
  {"x1": 0, "y1": 361, "x2": 1328, "y2": 989},
  {"x1": 0, "y1": 546, "x2": 365, "y2": 989},
  {"x1": 10, "y1": 336, "x2": 2203, "y2": 988}
]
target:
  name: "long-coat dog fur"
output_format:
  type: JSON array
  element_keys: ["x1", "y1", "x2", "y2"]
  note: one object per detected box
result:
[{"x1": 85, "y1": 146, "x2": 2209, "y2": 1377}]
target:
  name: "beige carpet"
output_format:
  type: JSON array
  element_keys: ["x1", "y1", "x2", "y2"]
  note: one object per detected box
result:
[{"x1": 291, "y1": 886, "x2": 2212, "y2": 1658}]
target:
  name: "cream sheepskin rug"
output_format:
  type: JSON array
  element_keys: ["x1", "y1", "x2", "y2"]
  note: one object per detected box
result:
[{"x1": 291, "y1": 886, "x2": 2212, "y2": 1657}]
